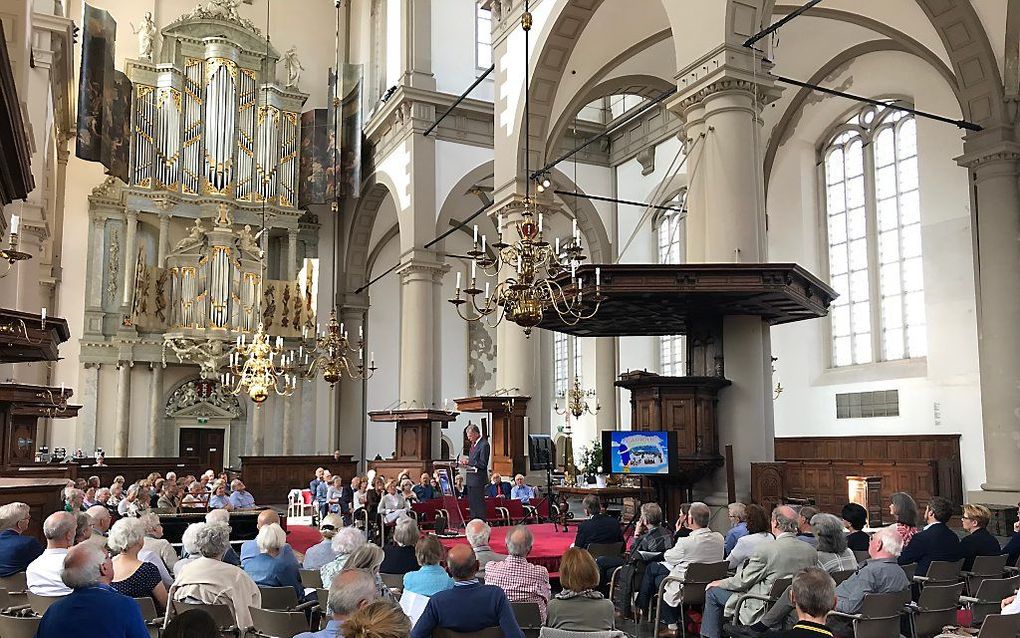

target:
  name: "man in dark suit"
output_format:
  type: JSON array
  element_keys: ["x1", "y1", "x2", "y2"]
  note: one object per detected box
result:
[
  {"x1": 461, "y1": 423, "x2": 489, "y2": 521},
  {"x1": 574, "y1": 495, "x2": 623, "y2": 550},
  {"x1": 0, "y1": 502, "x2": 44, "y2": 576},
  {"x1": 410, "y1": 544, "x2": 524, "y2": 638},
  {"x1": 897, "y1": 496, "x2": 961, "y2": 576}
]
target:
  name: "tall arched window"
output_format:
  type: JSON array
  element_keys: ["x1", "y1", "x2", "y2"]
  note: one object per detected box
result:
[
  {"x1": 475, "y1": 2, "x2": 492, "y2": 69},
  {"x1": 656, "y1": 192, "x2": 687, "y2": 376},
  {"x1": 823, "y1": 105, "x2": 925, "y2": 367},
  {"x1": 553, "y1": 332, "x2": 581, "y2": 396}
]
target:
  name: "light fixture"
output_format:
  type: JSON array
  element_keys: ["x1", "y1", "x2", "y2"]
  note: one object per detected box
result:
[
  {"x1": 554, "y1": 376, "x2": 600, "y2": 420},
  {"x1": 448, "y1": 1, "x2": 602, "y2": 337},
  {"x1": 1, "y1": 214, "x2": 31, "y2": 279},
  {"x1": 222, "y1": 325, "x2": 296, "y2": 404},
  {"x1": 296, "y1": 0, "x2": 377, "y2": 388}
]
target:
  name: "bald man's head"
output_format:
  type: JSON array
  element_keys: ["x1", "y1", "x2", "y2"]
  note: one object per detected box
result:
[
  {"x1": 256, "y1": 509, "x2": 280, "y2": 528},
  {"x1": 43, "y1": 511, "x2": 76, "y2": 548},
  {"x1": 772, "y1": 505, "x2": 800, "y2": 534},
  {"x1": 446, "y1": 544, "x2": 479, "y2": 580},
  {"x1": 62, "y1": 542, "x2": 112, "y2": 588},
  {"x1": 85, "y1": 505, "x2": 111, "y2": 532}
]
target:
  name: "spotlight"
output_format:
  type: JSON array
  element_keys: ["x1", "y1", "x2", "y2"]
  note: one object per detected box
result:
[{"x1": 542, "y1": 177, "x2": 551, "y2": 189}]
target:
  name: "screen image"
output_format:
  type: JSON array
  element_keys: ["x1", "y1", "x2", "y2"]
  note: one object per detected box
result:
[
  {"x1": 603, "y1": 431, "x2": 672, "y2": 475},
  {"x1": 435, "y1": 469, "x2": 453, "y2": 497}
]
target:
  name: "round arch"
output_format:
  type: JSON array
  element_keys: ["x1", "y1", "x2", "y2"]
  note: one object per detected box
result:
[{"x1": 344, "y1": 172, "x2": 401, "y2": 294}]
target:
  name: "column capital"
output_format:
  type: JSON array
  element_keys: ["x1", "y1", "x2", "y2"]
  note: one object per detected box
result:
[
  {"x1": 125, "y1": 209, "x2": 140, "y2": 220},
  {"x1": 955, "y1": 139, "x2": 1020, "y2": 173},
  {"x1": 396, "y1": 248, "x2": 449, "y2": 283},
  {"x1": 488, "y1": 195, "x2": 562, "y2": 233},
  {"x1": 668, "y1": 43, "x2": 781, "y2": 116}
]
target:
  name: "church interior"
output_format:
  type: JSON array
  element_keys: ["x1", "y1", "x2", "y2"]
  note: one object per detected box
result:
[{"x1": 0, "y1": 0, "x2": 1019, "y2": 636}]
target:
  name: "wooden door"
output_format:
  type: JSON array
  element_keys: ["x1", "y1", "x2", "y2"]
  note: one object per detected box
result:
[{"x1": 179, "y1": 428, "x2": 225, "y2": 471}]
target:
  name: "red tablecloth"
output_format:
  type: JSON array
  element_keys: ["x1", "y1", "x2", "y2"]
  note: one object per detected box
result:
[{"x1": 437, "y1": 523, "x2": 575, "y2": 575}]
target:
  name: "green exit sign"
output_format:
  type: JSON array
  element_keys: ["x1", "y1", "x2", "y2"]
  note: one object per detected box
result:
[{"x1": 197, "y1": 418, "x2": 209, "y2": 424}]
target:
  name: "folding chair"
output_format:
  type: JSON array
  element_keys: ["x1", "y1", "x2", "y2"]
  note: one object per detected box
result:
[
  {"x1": 853, "y1": 550, "x2": 871, "y2": 564},
  {"x1": 972, "y1": 613, "x2": 1020, "y2": 637},
  {"x1": 134, "y1": 597, "x2": 164, "y2": 638},
  {"x1": 258, "y1": 586, "x2": 299, "y2": 610},
  {"x1": 170, "y1": 600, "x2": 242, "y2": 637},
  {"x1": 248, "y1": 606, "x2": 311, "y2": 638},
  {"x1": 959, "y1": 575, "x2": 1019, "y2": 626},
  {"x1": 914, "y1": 560, "x2": 964, "y2": 588},
  {"x1": 826, "y1": 590, "x2": 911, "y2": 638},
  {"x1": 0, "y1": 573, "x2": 27, "y2": 595},
  {"x1": 380, "y1": 573, "x2": 404, "y2": 591},
  {"x1": 831, "y1": 569, "x2": 857, "y2": 585},
  {"x1": 653, "y1": 561, "x2": 729, "y2": 637},
  {"x1": 902, "y1": 563, "x2": 918, "y2": 581},
  {"x1": 961, "y1": 554, "x2": 1008, "y2": 595},
  {"x1": 299, "y1": 569, "x2": 323, "y2": 589},
  {"x1": 25, "y1": 592, "x2": 63, "y2": 616},
  {"x1": 434, "y1": 628, "x2": 506, "y2": 638},
  {"x1": 586, "y1": 542, "x2": 624, "y2": 561},
  {"x1": 729, "y1": 576, "x2": 793, "y2": 631},
  {"x1": 906, "y1": 582, "x2": 964, "y2": 638},
  {"x1": 511, "y1": 601, "x2": 543, "y2": 638},
  {"x1": 0, "y1": 614, "x2": 41, "y2": 638}
]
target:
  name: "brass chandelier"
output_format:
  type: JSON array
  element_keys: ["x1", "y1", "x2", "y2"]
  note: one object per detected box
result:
[
  {"x1": 222, "y1": 326, "x2": 297, "y2": 404},
  {"x1": 554, "y1": 376, "x2": 600, "y2": 420},
  {"x1": 448, "y1": 0, "x2": 602, "y2": 337},
  {"x1": 300, "y1": 308, "x2": 376, "y2": 388}
]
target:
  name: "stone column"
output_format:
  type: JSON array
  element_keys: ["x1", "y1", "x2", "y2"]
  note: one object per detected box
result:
[
  {"x1": 121, "y1": 209, "x2": 139, "y2": 308},
  {"x1": 148, "y1": 364, "x2": 164, "y2": 455},
  {"x1": 77, "y1": 363, "x2": 101, "y2": 453},
  {"x1": 400, "y1": 0, "x2": 435, "y2": 90},
  {"x1": 669, "y1": 47, "x2": 780, "y2": 500},
  {"x1": 157, "y1": 214, "x2": 171, "y2": 265},
  {"x1": 251, "y1": 402, "x2": 266, "y2": 455},
  {"x1": 114, "y1": 362, "x2": 132, "y2": 456},
  {"x1": 957, "y1": 138, "x2": 1020, "y2": 502},
  {"x1": 594, "y1": 337, "x2": 617, "y2": 431},
  {"x1": 287, "y1": 228, "x2": 299, "y2": 280},
  {"x1": 339, "y1": 302, "x2": 368, "y2": 462},
  {"x1": 396, "y1": 250, "x2": 448, "y2": 408},
  {"x1": 281, "y1": 227, "x2": 302, "y2": 455}
]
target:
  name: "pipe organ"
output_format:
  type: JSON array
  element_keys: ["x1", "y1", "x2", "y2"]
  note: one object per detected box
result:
[{"x1": 126, "y1": 24, "x2": 304, "y2": 207}]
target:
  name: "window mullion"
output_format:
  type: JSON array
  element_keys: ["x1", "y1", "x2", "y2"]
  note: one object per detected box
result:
[{"x1": 862, "y1": 137, "x2": 882, "y2": 363}]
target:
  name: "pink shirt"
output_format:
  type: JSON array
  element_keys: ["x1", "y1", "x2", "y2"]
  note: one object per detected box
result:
[{"x1": 483, "y1": 555, "x2": 551, "y2": 621}]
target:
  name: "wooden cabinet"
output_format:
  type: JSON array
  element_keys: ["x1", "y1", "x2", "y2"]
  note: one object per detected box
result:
[{"x1": 240, "y1": 454, "x2": 357, "y2": 504}]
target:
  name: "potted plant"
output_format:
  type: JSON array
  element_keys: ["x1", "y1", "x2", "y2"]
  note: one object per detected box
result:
[{"x1": 576, "y1": 441, "x2": 604, "y2": 485}]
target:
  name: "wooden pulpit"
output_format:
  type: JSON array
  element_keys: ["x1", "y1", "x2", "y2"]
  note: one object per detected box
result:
[
  {"x1": 454, "y1": 395, "x2": 530, "y2": 478},
  {"x1": 367, "y1": 409, "x2": 459, "y2": 477}
]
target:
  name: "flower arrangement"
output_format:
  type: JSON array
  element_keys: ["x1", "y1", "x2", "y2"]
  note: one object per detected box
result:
[{"x1": 576, "y1": 440, "x2": 604, "y2": 479}]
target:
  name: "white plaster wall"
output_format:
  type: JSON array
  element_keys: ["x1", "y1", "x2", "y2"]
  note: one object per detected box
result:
[
  {"x1": 767, "y1": 50, "x2": 985, "y2": 493},
  {"x1": 430, "y1": 0, "x2": 494, "y2": 102},
  {"x1": 364, "y1": 234, "x2": 401, "y2": 461}
]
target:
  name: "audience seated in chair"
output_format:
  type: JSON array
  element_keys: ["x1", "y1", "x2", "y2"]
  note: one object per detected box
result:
[
  {"x1": 486, "y1": 473, "x2": 513, "y2": 499},
  {"x1": 303, "y1": 513, "x2": 344, "y2": 571},
  {"x1": 378, "y1": 480, "x2": 410, "y2": 525},
  {"x1": 228, "y1": 479, "x2": 256, "y2": 510},
  {"x1": 296, "y1": 567, "x2": 380, "y2": 638},
  {"x1": 343, "y1": 599, "x2": 412, "y2": 638},
  {"x1": 699, "y1": 505, "x2": 817, "y2": 638},
  {"x1": 108, "y1": 517, "x2": 168, "y2": 612},
  {"x1": 744, "y1": 513, "x2": 880, "y2": 635},
  {"x1": 1003, "y1": 508, "x2": 1020, "y2": 566},
  {"x1": 794, "y1": 506, "x2": 819, "y2": 547},
  {"x1": 162, "y1": 609, "x2": 219, "y2": 638},
  {"x1": 725, "y1": 503, "x2": 750, "y2": 558},
  {"x1": 602, "y1": 502, "x2": 673, "y2": 618},
  {"x1": 403, "y1": 535, "x2": 455, "y2": 597},
  {"x1": 320, "y1": 526, "x2": 368, "y2": 588},
  {"x1": 728, "y1": 504, "x2": 774, "y2": 570},
  {"x1": 547, "y1": 547, "x2": 615, "y2": 631},
  {"x1": 485, "y1": 525, "x2": 553, "y2": 622},
  {"x1": 243, "y1": 522, "x2": 306, "y2": 601},
  {"x1": 35, "y1": 542, "x2": 151, "y2": 638},
  {"x1": 139, "y1": 512, "x2": 177, "y2": 572},
  {"x1": 574, "y1": 495, "x2": 624, "y2": 551},
  {"x1": 765, "y1": 567, "x2": 838, "y2": 638},
  {"x1": 889, "y1": 492, "x2": 921, "y2": 550},
  {"x1": 342, "y1": 543, "x2": 398, "y2": 604},
  {"x1": 380, "y1": 517, "x2": 421, "y2": 575},
  {"x1": 657, "y1": 502, "x2": 725, "y2": 635},
  {"x1": 410, "y1": 544, "x2": 525, "y2": 638},
  {"x1": 413, "y1": 472, "x2": 437, "y2": 502},
  {"x1": 934, "y1": 592, "x2": 1020, "y2": 637},
  {"x1": 959, "y1": 503, "x2": 1001, "y2": 571},
  {"x1": 240, "y1": 510, "x2": 299, "y2": 566},
  {"x1": 897, "y1": 496, "x2": 961, "y2": 576},
  {"x1": 0, "y1": 501, "x2": 43, "y2": 577},
  {"x1": 178, "y1": 510, "x2": 240, "y2": 568},
  {"x1": 171, "y1": 521, "x2": 262, "y2": 629},
  {"x1": 466, "y1": 518, "x2": 507, "y2": 577},
  {"x1": 27, "y1": 511, "x2": 76, "y2": 596},
  {"x1": 511, "y1": 474, "x2": 537, "y2": 504},
  {"x1": 840, "y1": 503, "x2": 870, "y2": 553}
]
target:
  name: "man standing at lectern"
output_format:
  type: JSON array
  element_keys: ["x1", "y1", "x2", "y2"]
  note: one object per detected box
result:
[{"x1": 461, "y1": 423, "x2": 489, "y2": 521}]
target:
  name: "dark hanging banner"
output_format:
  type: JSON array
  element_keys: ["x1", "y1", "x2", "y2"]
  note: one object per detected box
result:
[
  {"x1": 298, "y1": 63, "x2": 363, "y2": 207},
  {"x1": 76, "y1": 3, "x2": 131, "y2": 182}
]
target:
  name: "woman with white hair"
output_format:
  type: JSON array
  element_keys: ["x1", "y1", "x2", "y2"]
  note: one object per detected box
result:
[
  {"x1": 172, "y1": 523, "x2": 204, "y2": 577},
  {"x1": 380, "y1": 517, "x2": 420, "y2": 575},
  {"x1": 139, "y1": 512, "x2": 177, "y2": 571},
  {"x1": 172, "y1": 522, "x2": 261, "y2": 629},
  {"x1": 243, "y1": 523, "x2": 306, "y2": 600},
  {"x1": 320, "y1": 526, "x2": 367, "y2": 587},
  {"x1": 108, "y1": 517, "x2": 168, "y2": 611},
  {"x1": 303, "y1": 513, "x2": 344, "y2": 570},
  {"x1": 117, "y1": 484, "x2": 145, "y2": 517},
  {"x1": 378, "y1": 480, "x2": 409, "y2": 525},
  {"x1": 342, "y1": 543, "x2": 397, "y2": 603}
]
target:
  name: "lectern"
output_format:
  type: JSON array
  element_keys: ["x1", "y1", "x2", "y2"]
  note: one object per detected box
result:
[
  {"x1": 367, "y1": 409, "x2": 459, "y2": 477},
  {"x1": 454, "y1": 395, "x2": 530, "y2": 478}
]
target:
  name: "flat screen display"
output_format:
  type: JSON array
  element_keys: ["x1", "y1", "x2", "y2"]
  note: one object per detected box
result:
[{"x1": 602, "y1": 430, "x2": 674, "y2": 475}]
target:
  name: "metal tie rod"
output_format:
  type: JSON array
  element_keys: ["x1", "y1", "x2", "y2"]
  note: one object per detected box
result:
[
  {"x1": 423, "y1": 65, "x2": 495, "y2": 137},
  {"x1": 743, "y1": 0, "x2": 827, "y2": 48},
  {"x1": 773, "y1": 75, "x2": 982, "y2": 131},
  {"x1": 552, "y1": 190, "x2": 685, "y2": 214}
]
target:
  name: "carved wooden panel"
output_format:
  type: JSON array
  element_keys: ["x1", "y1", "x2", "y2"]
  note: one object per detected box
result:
[
  {"x1": 774, "y1": 435, "x2": 962, "y2": 517},
  {"x1": 751, "y1": 462, "x2": 786, "y2": 512},
  {"x1": 240, "y1": 455, "x2": 357, "y2": 504}
]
